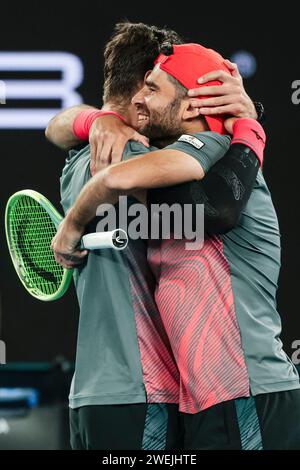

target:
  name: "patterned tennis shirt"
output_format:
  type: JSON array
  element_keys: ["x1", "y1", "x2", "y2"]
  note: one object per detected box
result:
[{"x1": 147, "y1": 132, "x2": 300, "y2": 413}]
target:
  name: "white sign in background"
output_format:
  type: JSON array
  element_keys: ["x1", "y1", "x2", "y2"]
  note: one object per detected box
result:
[
  {"x1": 0, "y1": 80, "x2": 5, "y2": 104},
  {"x1": 0, "y1": 52, "x2": 84, "y2": 129}
]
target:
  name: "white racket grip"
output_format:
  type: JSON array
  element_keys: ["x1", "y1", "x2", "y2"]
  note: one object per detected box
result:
[{"x1": 81, "y1": 229, "x2": 128, "y2": 251}]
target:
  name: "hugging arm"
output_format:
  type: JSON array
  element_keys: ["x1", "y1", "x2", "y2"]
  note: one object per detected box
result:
[
  {"x1": 51, "y1": 142, "x2": 219, "y2": 266},
  {"x1": 147, "y1": 143, "x2": 260, "y2": 235},
  {"x1": 45, "y1": 105, "x2": 96, "y2": 150},
  {"x1": 45, "y1": 106, "x2": 148, "y2": 175}
]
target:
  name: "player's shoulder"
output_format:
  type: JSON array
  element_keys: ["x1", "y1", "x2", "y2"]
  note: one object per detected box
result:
[
  {"x1": 61, "y1": 143, "x2": 91, "y2": 184},
  {"x1": 67, "y1": 143, "x2": 91, "y2": 163},
  {"x1": 122, "y1": 140, "x2": 157, "y2": 161},
  {"x1": 62, "y1": 143, "x2": 91, "y2": 174},
  {"x1": 186, "y1": 131, "x2": 231, "y2": 150},
  {"x1": 168, "y1": 132, "x2": 231, "y2": 160},
  {"x1": 168, "y1": 132, "x2": 231, "y2": 156}
]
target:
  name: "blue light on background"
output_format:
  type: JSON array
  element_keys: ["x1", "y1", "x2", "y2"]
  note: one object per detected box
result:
[
  {"x1": 0, "y1": 388, "x2": 39, "y2": 408},
  {"x1": 230, "y1": 51, "x2": 257, "y2": 78}
]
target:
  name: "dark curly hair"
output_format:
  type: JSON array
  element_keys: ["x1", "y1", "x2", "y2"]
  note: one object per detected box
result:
[{"x1": 103, "y1": 21, "x2": 184, "y2": 105}]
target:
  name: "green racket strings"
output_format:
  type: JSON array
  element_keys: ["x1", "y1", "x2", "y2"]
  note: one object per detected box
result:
[{"x1": 8, "y1": 195, "x2": 64, "y2": 296}]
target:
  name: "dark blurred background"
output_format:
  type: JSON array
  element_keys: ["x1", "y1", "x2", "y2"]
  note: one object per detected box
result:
[{"x1": 0, "y1": 3, "x2": 299, "y2": 365}]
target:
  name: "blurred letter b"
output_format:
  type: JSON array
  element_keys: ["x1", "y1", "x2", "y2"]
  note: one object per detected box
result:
[{"x1": 0, "y1": 340, "x2": 6, "y2": 364}]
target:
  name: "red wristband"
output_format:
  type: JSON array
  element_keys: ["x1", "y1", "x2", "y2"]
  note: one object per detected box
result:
[
  {"x1": 73, "y1": 110, "x2": 126, "y2": 141},
  {"x1": 232, "y1": 118, "x2": 266, "y2": 167}
]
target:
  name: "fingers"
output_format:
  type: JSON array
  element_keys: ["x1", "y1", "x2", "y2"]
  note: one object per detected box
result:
[
  {"x1": 188, "y1": 84, "x2": 236, "y2": 98},
  {"x1": 89, "y1": 138, "x2": 97, "y2": 175},
  {"x1": 89, "y1": 117, "x2": 146, "y2": 173},
  {"x1": 65, "y1": 249, "x2": 88, "y2": 263},
  {"x1": 198, "y1": 103, "x2": 245, "y2": 116},
  {"x1": 90, "y1": 136, "x2": 104, "y2": 176},
  {"x1": 90, "y1": 127, "x2": 114, "y2": 174},
  {"x1": 111, "y1": 139, "x2": 126, "y2": 164},
  {"x1": 223, "y1": 59, "x2": 242, "y2": 79},
  {"x1": 196, "y1": 69, "x2": 232, "y2": 86},
  {"x1": 190, "y1": 94, "x2": 241, "y2": 109},
  {"x1": 54, "y1": 251, "x2": 74, "y2": 269},
  {"x1": 51, "y1": 233, "x2": 88, "y2": 269},
  {"x1": 131, "y1": 131, "x2": 149, "y2": 147},
  {"x1": 110, "y1": 131, "x2": 133, "y2": 164},
  {"x1": 188, "y1": 67, "x2": 242, "y2": 99},
  {"x1": 54, "y1": 253, "x2": 74, "y2": 269},
  {"x1": 90, "y1": 161, "x2": 96, "y2": 177},
  {"x1": 54, "y1": 249, "x2": 88, "y2": 269},
  {"x1": 189, "y1": 60, "x2": 255, "y2": 120},
  {"x1": 95, "y1": 136, "x2": 113, "y2": 172},
  {"x1": 110, "y1": 130, "x2": 149, "y2": 164}
]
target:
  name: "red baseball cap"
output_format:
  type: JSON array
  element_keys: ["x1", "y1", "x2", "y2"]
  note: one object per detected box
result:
[{"x1": 154, "y1": 43, "x2": 231, "y2": 134}]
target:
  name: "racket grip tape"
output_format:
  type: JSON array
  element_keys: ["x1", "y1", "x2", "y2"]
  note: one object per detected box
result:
[{"x1": 80, "y1": 229, "x2": 128, "y2": 251}]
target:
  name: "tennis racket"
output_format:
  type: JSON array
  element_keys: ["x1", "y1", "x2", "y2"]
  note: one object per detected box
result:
[{"x1": 5, "y1": 189, "x2": 128, "y2": 302}]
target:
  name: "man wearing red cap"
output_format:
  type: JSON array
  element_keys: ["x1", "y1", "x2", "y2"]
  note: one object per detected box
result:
[
  {"x1": 132, "y1": 44, "x2": 300, "y2": 449},
  {"x1": 153, "y1": 43, "x2": 231, "y2": 135},
  {"x1": 50, "y1": 37, "x2": 300, "y2": 449}
]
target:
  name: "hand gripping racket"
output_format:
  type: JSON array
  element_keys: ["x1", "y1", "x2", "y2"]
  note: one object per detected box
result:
[{"x1": 5, "y1": 189, "x2": 128, "y2": 301}]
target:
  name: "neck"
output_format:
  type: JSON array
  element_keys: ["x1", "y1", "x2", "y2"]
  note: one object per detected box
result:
[
  {"x1": 153, "y1": 117, "x2": 209, "y2": 148},
  {"x1": 102, "y1": 100, "x2": 132, "y2": 123},
  {"x1": 151, "y1": 136, "x2": 180, "y2": 148},
  {"x1": 182, "y1": 117, "x2": 209, "y2": 134}
]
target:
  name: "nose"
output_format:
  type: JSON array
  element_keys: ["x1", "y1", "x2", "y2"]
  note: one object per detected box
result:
[{"x1": 132, "y1": 87, "x2": 145, "y2": 107}]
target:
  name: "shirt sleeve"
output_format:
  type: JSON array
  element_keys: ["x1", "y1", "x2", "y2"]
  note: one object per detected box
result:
[
  {"x1": 60, "y1": 144, "x2": 91, "y2": 214},
  {"x1": 64, "y1": 143, "x2": 91, "y2": 166},
  {"x1": 122, "y1": 141, "x2": 158, "y2": 161},
  {"x1": 164, "y1": 131, "x2": 231, "y2": 174}
]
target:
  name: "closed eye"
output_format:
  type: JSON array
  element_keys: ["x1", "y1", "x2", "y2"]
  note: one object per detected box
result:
[{"x1": 145, "y1": 78, "x2": 159, "y2": 92}]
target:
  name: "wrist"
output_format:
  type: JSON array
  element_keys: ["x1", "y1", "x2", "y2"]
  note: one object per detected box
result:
[
  {"x1": 249, "y1": 101, "x2": 258, "y2": 120},
  {"x1": 232, "y1": 118, "x2": 266, "y2": 167},
  {"x1": 73, "y1": 109, "x2": 126, "y2": 141},
  {"x1": 66, "y1": 207, "x2": 85, "y2": 233}
]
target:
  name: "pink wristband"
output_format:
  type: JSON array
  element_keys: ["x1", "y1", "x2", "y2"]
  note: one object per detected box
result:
[
  {"x1": 232, "y1": 118, "x2": 266, "y2": 167},
  {"x1": 73, "y1": 110, "x2": 126, "y2": 141}
]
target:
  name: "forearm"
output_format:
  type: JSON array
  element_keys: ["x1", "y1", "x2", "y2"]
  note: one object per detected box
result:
[
  {"x1": 147, "y1": 144, "x2": 260, "y2": 235},
  {"x1": 68, "y1": 147, "x2": 204, "y2": 228},
  {"x1": 191, "y1": 143, "x2": 259, "y2": 233},
  {"x1": 147, "y1": 119, "x2": 265, "y2": 234},
  {"x1": 68, "y1": 168, "x2": 124, "y2": 229},
  {"x1": 69, "y1": 143, "x2": 258, "y2": 235},
  {"x1": 45, "y1": 104, "x2": 96, "y2": 150}
]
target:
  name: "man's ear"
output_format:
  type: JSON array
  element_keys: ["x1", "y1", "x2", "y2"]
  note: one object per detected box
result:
[{"x1": 182, "y1": 99, "x2": 201, "y2": 121}]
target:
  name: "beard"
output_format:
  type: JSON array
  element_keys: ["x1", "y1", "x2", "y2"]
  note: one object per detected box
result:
[{"x1": 139, "y1": 97, "x2": 184, "y2": 148}]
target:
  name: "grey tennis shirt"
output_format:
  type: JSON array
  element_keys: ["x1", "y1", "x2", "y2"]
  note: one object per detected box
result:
[{"x1": 60, "y1": 142, "x2": 181, "y2": 409}]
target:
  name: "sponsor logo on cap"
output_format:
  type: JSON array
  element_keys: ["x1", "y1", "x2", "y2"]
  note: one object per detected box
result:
[{"x1": 178, "y1": 134, "x2": 205, "y2": 150}]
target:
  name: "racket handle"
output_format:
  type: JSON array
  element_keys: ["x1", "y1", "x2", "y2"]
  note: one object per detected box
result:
[{"x1": 81, "y1": 229, "x2": 128, "y2": 251}]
